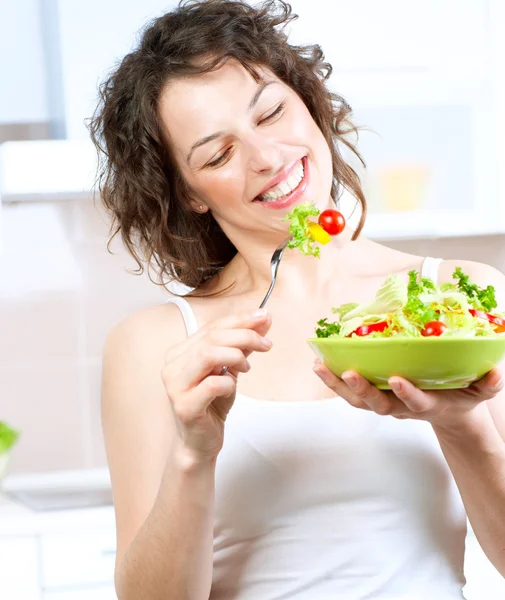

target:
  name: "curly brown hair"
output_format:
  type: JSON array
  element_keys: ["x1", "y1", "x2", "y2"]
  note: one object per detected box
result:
[{"x1": 88, "y1": 0, "x2": 367, "y2": 294}]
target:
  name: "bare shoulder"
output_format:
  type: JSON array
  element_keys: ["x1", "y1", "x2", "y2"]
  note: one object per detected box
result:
[
  {"x1": 360, "y1": 239, "x2": 425, "y2": 278},
  {"x1": 104, "y1": 301, "x2": 187, "y2": 363},
  {"x1": 361, "y1": 243, "x2": 505, "y2": 303},
  {"x1": 101, "y1": 300, "x2": 188, "y2": 434},
  {"x1": 102, "y1": 302, "x2": 187, "y2": 431},
  {"x1": 101, "y1": 301, "x2": 189, "y2": 570},
  {"x1": 438, "y1": 259, "x2": 505, "y2": 305}
]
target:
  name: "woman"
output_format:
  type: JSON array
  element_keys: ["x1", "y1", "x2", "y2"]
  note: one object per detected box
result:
[{"x1": 90, "y1": 1, "x2": 505, "y2": 598}]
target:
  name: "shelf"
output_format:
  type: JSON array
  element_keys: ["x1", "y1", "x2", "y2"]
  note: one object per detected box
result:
[{"x1": 0, "y1": 140, "x2": 97, "y2": 202}]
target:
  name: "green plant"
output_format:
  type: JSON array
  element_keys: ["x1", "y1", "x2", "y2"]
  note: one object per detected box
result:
[{"x1": 0, "y1": 421, "x2": 20, "y2": 454}]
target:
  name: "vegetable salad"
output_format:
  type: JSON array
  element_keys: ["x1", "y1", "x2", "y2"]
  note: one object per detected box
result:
[{"x1": 316, "y1": 267, "x2": 505, "y2": 339}]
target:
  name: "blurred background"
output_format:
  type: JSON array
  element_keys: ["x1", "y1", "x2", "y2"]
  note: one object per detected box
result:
[{"x1": 1, "y1": 0, "x2": 505, "y2": 598}]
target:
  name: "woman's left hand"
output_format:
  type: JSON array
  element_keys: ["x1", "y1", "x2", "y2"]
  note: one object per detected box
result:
[{"x1": 314, "y1": 360, "x2": 504, "y2": 430}]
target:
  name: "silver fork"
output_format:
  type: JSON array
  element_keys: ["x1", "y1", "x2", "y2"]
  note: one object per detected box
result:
[{"x1": 220, "y1": 234, "x2": 292, "y2": 376}]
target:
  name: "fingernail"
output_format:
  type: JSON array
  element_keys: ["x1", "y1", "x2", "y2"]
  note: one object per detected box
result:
[
  {"x1": 343, "y1": 375, "x2": 358, "y2": 389},
  {"x1": 313, "y1": 366, "x2": 328, "y2": 382},
  {"x1": 253, "y1": 308, "x2": 267, "y2": 318},
  {"x1": 314, "y1": 358, "x2": 322, "y2": 365},
  {"x1": 390, "y1": 380, "x2": 402, "y2": 393},
  {"x1": 261, "y1": 336, "x2": 273, "y2": 349},
  {"x1": 492, "y1": 377, "x2": 503, "y2": 392}
]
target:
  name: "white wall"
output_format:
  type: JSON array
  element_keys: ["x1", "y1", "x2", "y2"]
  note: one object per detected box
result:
[
  {"x1": 0, "y1": 0, "x2": 490, "y2": 136},
  {"x1": 0, "y1": 0, "x2": 49, "y2": 123},
  {"x1": 55, "y1": 0, "x2": 179, "y2": 139}
]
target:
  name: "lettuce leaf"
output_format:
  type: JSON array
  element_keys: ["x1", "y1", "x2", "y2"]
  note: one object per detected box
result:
[
  {"x1": 284, "y1": 202, "x2": 321, "y2": 257},
  {"x1": 335, "y1": 274, "x2": 408, "y2": 322},
  {"x1": 331, "y1": 302, "x2": 359, "y2": 319},
  {"x1": 315, "y1": 318, "x2": 341, "y2": 338},
  {"x1": 452, "y1": 266, "x2": 497, "y2": 312}
]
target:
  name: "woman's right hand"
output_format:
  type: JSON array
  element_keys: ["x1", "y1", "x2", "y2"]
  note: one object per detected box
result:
[{"x1": 161, "y1": 308, "x2": 272, "y2": 464}]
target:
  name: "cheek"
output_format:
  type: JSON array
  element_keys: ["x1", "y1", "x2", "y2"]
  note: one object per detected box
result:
[
  {"x1": 193, "y1": 167, "x2": 246, "y2": 209},
  {"x1": 309, "y1": 120, "x2": 333, "y2": 185},
  {"x1": 290, "y1": 104, "x2": 332, "y2": 167},
  {"x1": 287, "y1": 104, "x2": 317, "y2": 141}
]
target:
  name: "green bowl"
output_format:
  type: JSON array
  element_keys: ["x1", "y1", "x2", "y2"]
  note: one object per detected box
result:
[{"x1": 307, "y1": 336, "x2": 505, "y2": 389}]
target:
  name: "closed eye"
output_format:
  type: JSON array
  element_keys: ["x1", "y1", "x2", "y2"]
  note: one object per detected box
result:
[
  {"x1": 206, "y1": 147, "x2": 233, "y2": 168},
  {"x1": 204, "y1": 102, "x2": 286, "y2": 169},
  {"x1": 259, "y1": 102, "x2": 286, "y2": 125}
]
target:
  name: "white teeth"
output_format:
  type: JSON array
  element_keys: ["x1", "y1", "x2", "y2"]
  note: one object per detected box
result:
[
  {"x1": 286, "y1": 174, "x2": 300, "y2": 189},
  {"x1": 259, "y1": 160, "x2": 305, "y2": 202},
  {"x1": 278, "y1": 181, "x2": 293, "y2": 195}
]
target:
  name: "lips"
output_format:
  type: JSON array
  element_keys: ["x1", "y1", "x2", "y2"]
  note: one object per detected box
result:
[
  {"x1": 253, "y1": 156, "x2": 309, "y2": 211},
  {"x1": 255, "y1": 158, "x2": 303, "y2": 199}
]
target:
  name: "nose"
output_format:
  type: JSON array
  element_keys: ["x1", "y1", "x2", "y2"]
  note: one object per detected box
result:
[{"x1": 246, "y1": 132, "x2": 284, "y2": 174}]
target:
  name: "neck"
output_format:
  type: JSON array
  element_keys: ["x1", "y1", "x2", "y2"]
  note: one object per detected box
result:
[{"x1": 218, "y1": 224, "x2": 370, "y2": 298}]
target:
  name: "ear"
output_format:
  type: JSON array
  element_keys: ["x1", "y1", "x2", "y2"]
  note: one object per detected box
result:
[{"x1": 188, "y1": 197, "x2": 209, "y2": 214}]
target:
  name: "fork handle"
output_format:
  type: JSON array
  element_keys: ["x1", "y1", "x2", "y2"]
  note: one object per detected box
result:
[{"x1": 258, "y1": 279, "x2": 276, "y2": 309}]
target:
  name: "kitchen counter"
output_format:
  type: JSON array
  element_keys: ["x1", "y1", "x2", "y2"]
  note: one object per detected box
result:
[
  {"x1": 0, "y1": 468, "x2": 116, "y2": 600},
  {"x1": 0, "y1": 468, "x2": 114, "y2": 536}
]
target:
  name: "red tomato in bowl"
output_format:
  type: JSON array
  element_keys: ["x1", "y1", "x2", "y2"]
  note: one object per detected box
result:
[
  {"x1": 318, "y1": 210, "x2": 346, "y2": 236},
  {"x1": 351, "y1": 321, "x2": 389, "y2": 337},
  {"x1": 421, "y1": 321, "x2": 447, "y2": 337}
]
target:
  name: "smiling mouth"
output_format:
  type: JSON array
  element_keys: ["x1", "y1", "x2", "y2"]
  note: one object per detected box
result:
[{"x1": 253, "y1": 156, "x2": 308, "y2": 208}]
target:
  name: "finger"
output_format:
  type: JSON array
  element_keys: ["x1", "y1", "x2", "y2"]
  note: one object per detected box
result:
[
  {"x1": 195, "y1": 346, "x2": 252, "y2": 382},
  {"x1": 204, "y1": 328, "x2": 273, "y2": 356},
  {"x1": 166, "y1": 308, "x2": 272, "y2": 363},
  {"x1": 467, "y1": 368, "x2": 504, "y2": 400},
  {"x1": 205, "y1": 312, "x2": 273, "y2": 360},
  {"x1": 388, "y1": 377, "x2": 439, "y2": 413},
  {"x1": 166, "y1": 328, "x2": 273, "y2": 385},
  {"x1": 313, "y1": 363, "x2": 371, "y2": 410},
  {"x1": 171, "y1": 375, "x2": 237, "y2": 423},
  {"x1": 206, "y1": 308, "x2": 272, "y2": 336},
  {"x1": 342, "y1": 371, "x2": 398, "y2": 415},
  {"x1": 166, "y1": 346, "x2": 249, "y2": 392}
]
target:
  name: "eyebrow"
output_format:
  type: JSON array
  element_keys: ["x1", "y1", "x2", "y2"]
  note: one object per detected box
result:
[{"x1": 186, "y1": 80, "x2": 276, "y2": 165}]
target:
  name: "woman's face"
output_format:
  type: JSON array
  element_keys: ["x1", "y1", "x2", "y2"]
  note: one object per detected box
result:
[{"x1": 159, "y1": 59, "x2": 334, "y2": 240}]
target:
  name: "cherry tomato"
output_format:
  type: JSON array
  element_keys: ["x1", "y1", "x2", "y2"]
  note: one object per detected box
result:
[
  {"x1": 307, "y1": 222, "x2": 331, "y2": 245},
  {"x1": 421, "y1": 321, "x2": 447, "y2": 337},
  {"x1": 352, "y1": 321, "x2": 389, "y2": 337},
  {"x1": 469, "y1": 309, "x2": 505, "y2": 333},
  {"x1": 318, "y1": 209, "x2": 346, "y2": 236}
]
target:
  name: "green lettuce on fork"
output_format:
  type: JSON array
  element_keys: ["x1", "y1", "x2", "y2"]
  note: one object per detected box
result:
[
  {"x1": 316, "y1": 267, "x2": 505, "y2": 339},
  {"x1": 284, "y1": 201, "x2": 346, "y2": 257},
  {"x1": 284, "y1": 202, "x2": 322, "y2": 257}
]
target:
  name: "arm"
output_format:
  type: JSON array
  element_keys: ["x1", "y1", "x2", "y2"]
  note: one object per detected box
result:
[
  {"x1": 116, "y1": 453, "x2": 217, "y2": 600},
  {"x1": 102, "y1": 306, "x2": 215, "y2": 600},
  {"x1": 314, "y1": 259, "x2": 505, "y2": 575},
  {"x1": 433, "y1": 259, "x2": 505, "y2": 575},
  {"x1": 103, "y1": 305, "x2": 272, "y2": 600},
  {"x1": 433, "y1": 406, "x2": 505, "y2": 576}
]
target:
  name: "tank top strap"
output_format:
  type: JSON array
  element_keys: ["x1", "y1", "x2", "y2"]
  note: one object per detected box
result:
[
  {"x1": 421, "y1": 256, "x2": 443, "y2": 284},
  {"x1": 167, "y1": 296, "x2": 199, "y2": 337}
]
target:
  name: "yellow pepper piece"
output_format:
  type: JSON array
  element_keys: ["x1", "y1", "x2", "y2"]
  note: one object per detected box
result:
[{"x1": 308, "y1": 221, "x2": 331, "y2": 245}]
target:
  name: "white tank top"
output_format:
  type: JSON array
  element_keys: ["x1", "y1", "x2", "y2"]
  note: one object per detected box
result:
[{"x1": 167, "y1": 257, "x2": 467, "y2": 599}]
